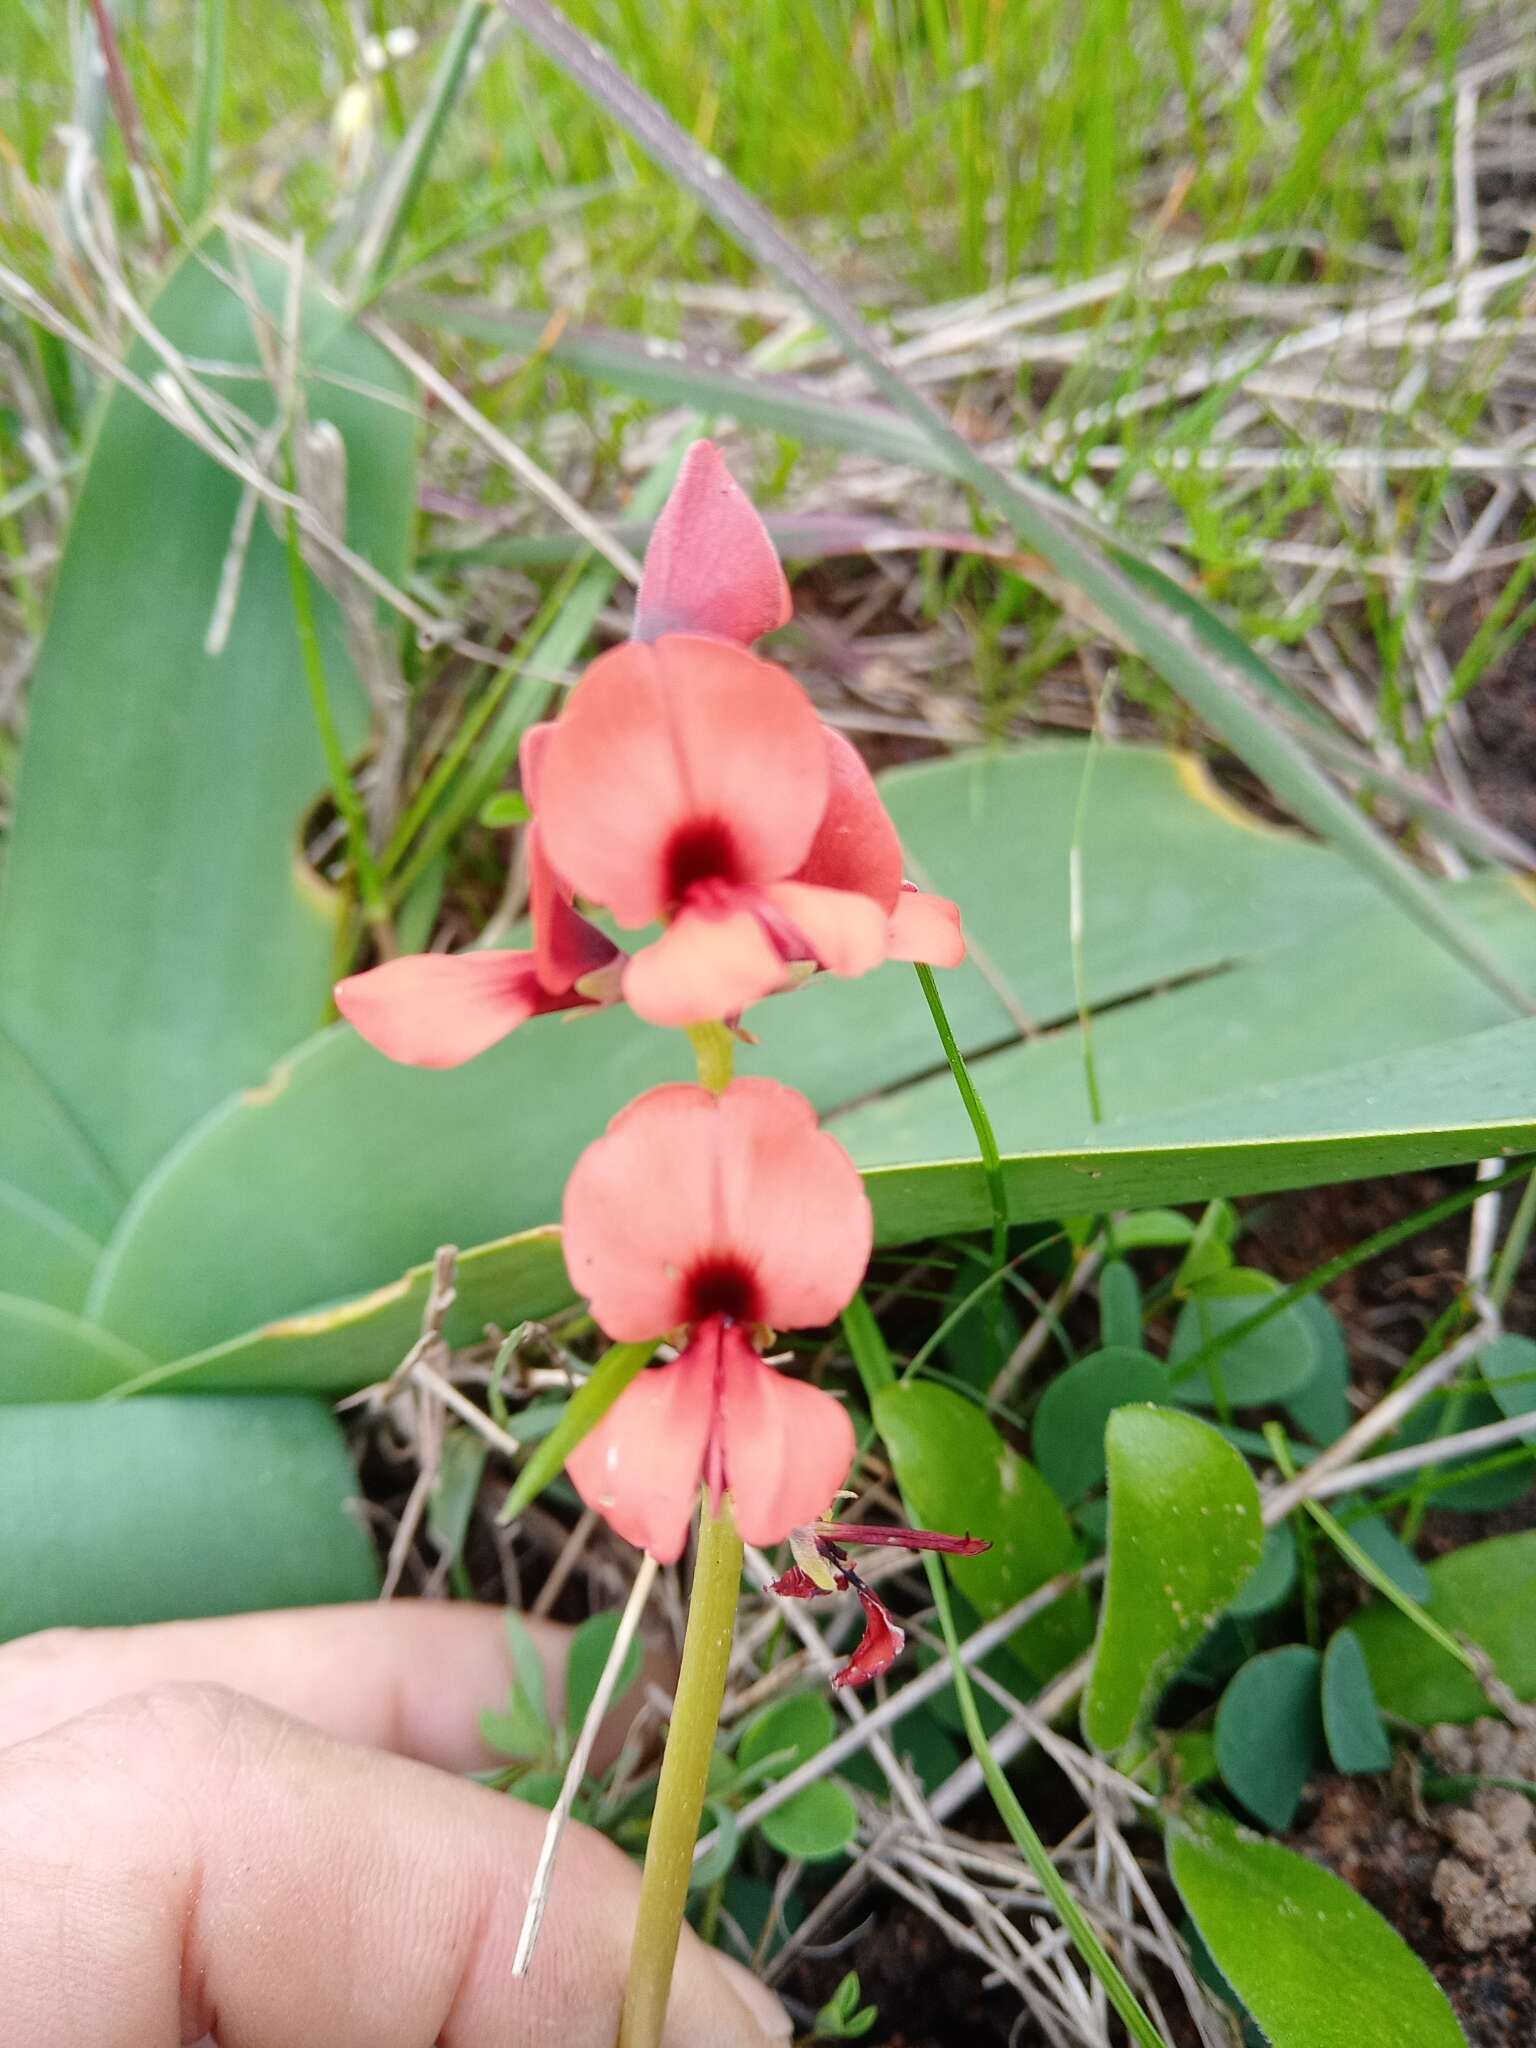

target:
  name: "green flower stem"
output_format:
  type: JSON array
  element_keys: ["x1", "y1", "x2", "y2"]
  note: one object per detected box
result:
[
  {"x1": 914, "y1": 964, "x2": 1007, "y2": 1273},
  {"x1": 617, "y1": 1495, "x2": 744, "y2": 2048},
  {"x1": 914, "y1": 962, "x2": 1010, "y2": 1364},
  {"x1": 686, "y1": 1021, "x2": 735, "y2": 1093}
]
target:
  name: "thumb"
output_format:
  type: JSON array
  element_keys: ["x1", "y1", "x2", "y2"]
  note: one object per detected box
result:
[{"x1": 671, "y1": 1944, "x2": 792, "y2": 2045}]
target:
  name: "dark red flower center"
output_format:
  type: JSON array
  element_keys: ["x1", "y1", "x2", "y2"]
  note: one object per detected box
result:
[
  {"x1": 684, "y1": 1255, "x2": 761, "y2": 1326},
  {"x1": 664, "y1": 816, "x2": 742, "y2": 904}
]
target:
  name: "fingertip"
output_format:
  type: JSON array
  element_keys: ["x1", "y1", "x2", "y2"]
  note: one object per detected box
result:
[
  {"x1": 665, "y1": 1930, "x2": 793, "y2": 2046},
  {"x1": 713, "y1": 1952, "x2": 795, "y2": 2042}
]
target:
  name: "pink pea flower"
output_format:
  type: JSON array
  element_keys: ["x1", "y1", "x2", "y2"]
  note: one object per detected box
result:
[
  {"x1": 562, "y1": 1078, "x2": 872, "y2": 1564},
  {"x1": 332, "y1": 442, "x2": 789, "y2": 1067},
  {"x1": 769, "y1": 1521, "x2": 991, "y2": 1689},
  {"x1": 797, "y1": 726, "x2": 967, "y2": 972},
  {"x1": 536, "y1": 635, "x2": 902, "y2": 1027}
]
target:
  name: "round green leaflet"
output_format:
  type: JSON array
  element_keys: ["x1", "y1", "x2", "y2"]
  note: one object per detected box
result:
[
  {"x1": 1213, "y1": 1645, "x2": 1325, "y2": 1832},
  {"x1": 1083, "y1": 1405, "x2": 1263, "y2": 1754}
]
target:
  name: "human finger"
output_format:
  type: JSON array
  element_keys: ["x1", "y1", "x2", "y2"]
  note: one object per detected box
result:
[
  {"x1": 0, "y1": 1601, "x2": 642, "y2": 1771},
  {"x1": 0, "y1": 1681, "x2": 789, "y2": 2048}
]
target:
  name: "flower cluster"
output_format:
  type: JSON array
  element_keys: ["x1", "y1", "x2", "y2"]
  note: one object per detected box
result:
[
  {"x1": 335, "y1": 441, "x2": 963, "y2": 1060},
  {"x1": 337, "y1": 444, "x2": 984, "y2": 1683}
]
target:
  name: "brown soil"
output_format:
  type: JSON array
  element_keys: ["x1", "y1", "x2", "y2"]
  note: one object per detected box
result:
[{"x1": 780, "y1": 1900, "x2": 1020, "y2": 2047}]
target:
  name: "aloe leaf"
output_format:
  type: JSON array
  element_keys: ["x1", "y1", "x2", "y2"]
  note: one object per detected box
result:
[
  {"x1": 0, "y1": 1395, "x2": 379, "y2": 1638},
  {"x1": 0, "y1": 1184, "x2": 99, "y2": 1311},
  {"x1": 98, "y1": 1227, "x2": 573, "y2": 1400},
  {"x1": 0, "y1": 234, "x2": 416, "y2": 1199}
]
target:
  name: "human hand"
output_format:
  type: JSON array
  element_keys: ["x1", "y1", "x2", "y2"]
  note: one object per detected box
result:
[{"x1": 0, "y1": 1602, "x2": 791, "y2": 2047}]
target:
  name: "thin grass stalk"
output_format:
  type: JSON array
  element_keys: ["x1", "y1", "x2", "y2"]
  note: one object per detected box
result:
[
  {"x1": 923, "y1": 1550, "x2": 1167, "y2": 2045},
  {"x1": 913, "y1": 964, "x2": 1007, "y2": 1278},
  {"x1": 514, "y1": 1552, "x2": 660, "y2": 1974},
  {"x1": 1263, "y1": 1424, "x2": 1481, "y2": 1676},
  {"x1": 845, "y1": 1293, "x2": 1168, "y2": 2045}
]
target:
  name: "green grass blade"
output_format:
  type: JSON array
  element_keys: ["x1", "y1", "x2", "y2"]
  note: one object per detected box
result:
[
  {"x1": 184, "y1": 0, "x2": 227, "y2": 217},
  {"x1": 350, "y1": 0, "x2": 494, "y2": 301},
  {"x1": 395, "y1": 292, "x2": 1533, "y2": 879},
  {"x1": 846, "y1": 1296, "x2": 1168, "y2": 2047}
]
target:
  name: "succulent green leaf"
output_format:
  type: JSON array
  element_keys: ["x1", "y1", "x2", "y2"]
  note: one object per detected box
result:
[
  {"x1": 1350, "y1": 1531, "x2": 1536, "y2": 1724},
  {"x1": 1032, "y1": 1348, "x2": 1166, "y2": 1504},
  {"x1": 761, "y1": 1779, "x2": 859, "y2": 1862},
  {"x1": 1214, "y1": 1646, "x2": 1325, "y2": 1831},
  {"x1": 1321, "y1": 1630, "x2": 1393, "y2": 1774},
  {"x1": 0, "y1": 1396, "x2": 377, "y2": 1639},
  {"x1": 0, "y1": 236, "x2": 415, "y2": 1200}
]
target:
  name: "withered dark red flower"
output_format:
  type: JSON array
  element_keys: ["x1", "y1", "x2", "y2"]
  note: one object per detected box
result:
[{"x1": 769, "y1": 1520, "x2": 991, "y2": 1689}]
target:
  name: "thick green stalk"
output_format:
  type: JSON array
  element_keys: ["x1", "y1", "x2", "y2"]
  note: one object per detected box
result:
[{"x1": 617, "y1": 1497, "x2": 743, "y2": 2048}]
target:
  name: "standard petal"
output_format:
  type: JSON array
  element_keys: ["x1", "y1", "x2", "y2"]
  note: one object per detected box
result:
[
  {"x1": 527, "y1": 823, "x2": 620, "y2": 996},
  {"x1": 791, "y1": 729, "x2": 902, "y2": 911},
  {"x1": 713, "y1": 1077, "x2": 873, "y2": 1329},
  {"x1": 887, "y1": 885, "x2": 966, "y2": 967},
  {"x1": 565, "y1": 1333, "x2": 715, "y2": 1563},
  {"x1": 763, "y1": 881, "x2": 888, "y2": 980},
  {"x1": 561, "y1": 1082, "x2": 724, "y2": 1338},
  {"x1": 621, "y1": 903, "x2": 788, "y2": 1028},
  {"x1": 832, "y1": 1588, "x2": 907, "y2": 1690},
  {"x1": 634, "y1": 440, "x2": 792, "y2": 647},
  {"x1": 715, "y1": 1326, "x2": 856, "y2": 1548},
  {"x1": 538, "y1": 638, "x2": 827, "y2": 926},
  {"x1": 334, "y1": 950, "x2": 562, "y2": 1068}
]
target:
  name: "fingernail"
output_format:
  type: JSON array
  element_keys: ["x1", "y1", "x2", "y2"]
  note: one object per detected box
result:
[{"x1": 716, "y1": 1953, "x2": 793, "y2": 2040}]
